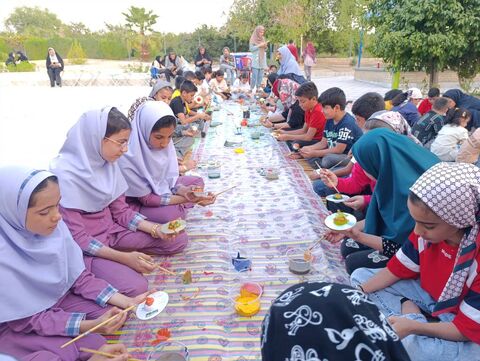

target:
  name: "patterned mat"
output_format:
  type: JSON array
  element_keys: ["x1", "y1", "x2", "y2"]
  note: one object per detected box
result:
[{"x1": 118, "y1": 102, "x2": 348, "y2": 360}]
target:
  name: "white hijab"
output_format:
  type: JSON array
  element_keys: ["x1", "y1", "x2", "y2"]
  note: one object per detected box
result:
[
  {"x1": 0, "y1": 167, "x2": 85, "y2": 322},
  {"x1": 119, "y1": 101, "x2": 179, "y2": 197},
  {"x1": 50, "y1": 107, "x2": 129, "y2": 212}
]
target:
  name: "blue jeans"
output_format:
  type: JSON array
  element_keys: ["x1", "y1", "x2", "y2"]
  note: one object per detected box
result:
[
  {"x1": 313, "y1": 179, "x2": 335, "y2": 197},
  {"x1": 220, "y1": 64, "x2": 236, "y2": 84},
  {"x1": 250, "y1": 67, "x2": 263, "y2": 88},
  {"x1": 351, "y1": 268, "x2": 480, "y2": 361}
]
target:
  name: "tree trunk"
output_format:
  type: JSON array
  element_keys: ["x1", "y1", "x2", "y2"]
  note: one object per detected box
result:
[{"x1": 429, "y1": 60, "x2": 439, "y2": 88}]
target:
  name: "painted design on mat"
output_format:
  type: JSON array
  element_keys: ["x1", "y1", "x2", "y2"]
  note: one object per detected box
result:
[{"x1": 118, "y1": 104, "x2": 348, "y2": 359}]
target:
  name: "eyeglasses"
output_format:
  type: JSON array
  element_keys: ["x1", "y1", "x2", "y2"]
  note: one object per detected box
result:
[{"x1": 104, "y1": 137, "x2": 129, "y2": 149}]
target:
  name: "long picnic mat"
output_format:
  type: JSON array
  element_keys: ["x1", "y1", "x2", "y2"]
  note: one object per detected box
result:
[{"x1": 117, "y1": 102, "x2": 349, "y2": 360}]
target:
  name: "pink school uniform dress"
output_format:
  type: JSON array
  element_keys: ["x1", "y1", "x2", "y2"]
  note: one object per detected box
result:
[
  {"x1": 50, "y1": 107, "x2": 187, "y2": 292},
  {"x1": 0, "y1": 167, "x2": 120, "y2": 361},
  {"x1": 119, "y1": 101, "x2": 204, "y2": 224}
]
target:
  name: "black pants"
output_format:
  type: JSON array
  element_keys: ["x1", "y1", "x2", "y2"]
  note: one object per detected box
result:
[
  {"x1": 47, "y1": 68, "x2": 62, "y2": 87},
  {"x1": 159, "y1": 69, "x2": 176, "y2": 82},
  {"x1": 340, "y1": 239, "x2": 390, "y2": 275}
]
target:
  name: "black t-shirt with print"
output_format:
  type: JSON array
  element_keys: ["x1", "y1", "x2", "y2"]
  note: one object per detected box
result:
[{"x1": 170, "y1": 96, "x2": 186, "y2": 117}]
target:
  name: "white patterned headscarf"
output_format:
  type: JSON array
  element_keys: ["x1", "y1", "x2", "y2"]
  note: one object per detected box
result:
[
  {"x1": 410, "y1": 162, "x2": 480, "y2": 315},
  {"x1": 367, "y1": 110, "x2": 421, "y2": 145}
]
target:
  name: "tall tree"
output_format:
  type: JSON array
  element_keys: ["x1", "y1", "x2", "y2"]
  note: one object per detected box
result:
[
  {"x1": 122, "y1": 6, "x2": 158, "y2": 36},
  {"x1": 4, "y1": 6, "x2": 63, "y2": 37},
  {"x1": 365, "y1": 0, "x2": 480, "y2": 87},
  {"x1": 122, "y1": 6, "x2": 158, "y2": 61}
]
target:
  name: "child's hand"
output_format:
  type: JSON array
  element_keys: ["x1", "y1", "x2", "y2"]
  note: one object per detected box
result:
[
  {"x1": 387, "y1": 316, "x2": 418, "y2": 339},
  {"x1": 343, "y1": 195, "x2": 365, "y2": 210},
  {"x1": 93, "y1": 308, "x2": 127, "y2": 334},
  {"x1": 298, "y1": 147, "x2": 315, "y2": 159},
  {"x1": 89, "y1": 344, "x2": 129, "y2": 361},
  {"x1": 319, "y1": 169, "x2": 338, "y2": 188}
]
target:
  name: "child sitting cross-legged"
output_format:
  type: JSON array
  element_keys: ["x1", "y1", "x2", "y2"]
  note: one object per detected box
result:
[{"x1": 351, "y1": 162, "x2": 480, "y2": 361}]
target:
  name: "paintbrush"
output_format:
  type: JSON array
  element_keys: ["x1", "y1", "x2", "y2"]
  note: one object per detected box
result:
[
  {"x1": 79, "y1": 348, "x2": 142, "y2": 361},
  {"x1": 138, "y1": 256, "x2": 176, "y2": 275}
]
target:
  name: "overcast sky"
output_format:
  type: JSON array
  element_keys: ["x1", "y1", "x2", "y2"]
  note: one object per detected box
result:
[{"x1": 0, "y1": 0, "x2": 235, "y2": 34}]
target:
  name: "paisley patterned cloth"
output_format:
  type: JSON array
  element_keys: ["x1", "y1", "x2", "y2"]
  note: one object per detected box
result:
[
  {"x1": 261, "y1": 282, "x2": 410, "y2": 361},
  {"x1": 410, "y1": 162, "x2": 480, "y2": 315},
  {"x1": 117, "y1": 103, "x2": 349, "y2": 360}
]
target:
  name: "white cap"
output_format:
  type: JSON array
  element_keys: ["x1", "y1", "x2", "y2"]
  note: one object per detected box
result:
[{"x1": 408, "y1": 87, "x2": 423, "y2": 99}]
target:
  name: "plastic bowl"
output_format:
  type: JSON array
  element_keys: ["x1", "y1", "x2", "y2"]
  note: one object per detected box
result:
[
  {"x1": 232, "y1": 282, "x2": 263, "y2": 317},
  {"x1": 147, "y1": 341, "x2": 189, "y2": 361},
  {"x1": 286, "y1": 248, "x2": 312, "y2": 275}
]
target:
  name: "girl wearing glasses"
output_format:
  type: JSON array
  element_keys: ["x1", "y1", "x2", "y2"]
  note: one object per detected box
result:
[{"x1": 51, "y1": 107, "x2": 184, "y2": 293}]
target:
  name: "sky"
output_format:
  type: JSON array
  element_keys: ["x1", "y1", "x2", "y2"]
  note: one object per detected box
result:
[{"x1": 0, "y1": 0, "x2": 235, "y2": 34}]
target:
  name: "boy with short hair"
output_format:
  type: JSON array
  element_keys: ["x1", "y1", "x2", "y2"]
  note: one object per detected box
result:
[
  {"x1": 299, "y1": 87, "x2": 362, "y2": 168},
  {"x1": 351, "y1": 92, "x2": 385, "y2": 129},
  {"x1": 418, "y1": 87, "x2": 440, "y2": 115},
  {"x1": 310, "y1": 91, "x2": 383, "y2": 195},
  {"x1": 277, "y1": 81, "x2": 326, "y2": 149},
  {"x1": 170, "y1": 80, "x2": 209, "y2": 125},
  {"x1": 412, "y1": 96, "x2": 449, "y2": 148}
]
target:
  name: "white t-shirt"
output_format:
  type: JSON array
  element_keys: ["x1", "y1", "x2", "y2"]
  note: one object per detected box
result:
[
  {"x1": 209, "y1": 78, "x2": 229, "y2": 92},
  {"x1": 430, "y1": 124, "x2": 469, "y2": 161},
  {"x1": 232, "y1": 79, "x2": 251, "y2": 93}
]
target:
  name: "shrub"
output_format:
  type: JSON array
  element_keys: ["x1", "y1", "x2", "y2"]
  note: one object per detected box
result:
[
  {"x1": 7, "y1": 61, "x2": 36, "y2": 72},
  {"x1": 67, "y1": 39, "x2": 86, "y2": 64}
]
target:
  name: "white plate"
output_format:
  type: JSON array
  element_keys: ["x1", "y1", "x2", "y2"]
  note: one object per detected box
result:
[
  {"x1": 324, "y1": 212, "x2": 357, "y2": 231},
  {"x1": 184, "y1": 170, "x2": 201, "y2": 177},
  {"x1": 136, "y1": 291, "x2": 169, "y2": 320},
  {"x1": 193, "y1": 191, "x2": 208, "y2": 197},
  {"x1": 326, "y1": 194, "x2": 350, "y2": 203},
  {"x1": 161, "y1": 219, "x2": 187, "y2": 234}
]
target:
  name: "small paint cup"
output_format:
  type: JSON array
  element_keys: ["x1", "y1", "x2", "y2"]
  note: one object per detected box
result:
[
  {"x1": 286, "y1": 248, "x2": 311, "y2": 275},
  {"x1": 265, "y1": 168, "x2": 279, "y2": 180},
  {"x1": 147, "y1": 341, "x2": 189, "y2": 361},
  {"x1": 231, "y1": 250, "x2": 252, "y2": 272},
  {"x1": 207, "y1": 166, "x2": 221, "y2": 179},
  {"x1": 232, "y1": 282, "x2": 262, "y2": 317}
]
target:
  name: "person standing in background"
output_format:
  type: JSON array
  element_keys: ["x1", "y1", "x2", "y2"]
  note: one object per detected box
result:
[
  {"x1": 302, "y1": 41, "x2": 316, "y2": 81},
  {"x1": 249, "y1": 25, "x2": 268, "y2": 89}
]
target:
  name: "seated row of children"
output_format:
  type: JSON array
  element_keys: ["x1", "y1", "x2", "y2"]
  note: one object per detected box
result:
[
  {"x1": 260, "y1": 78, "x2": 480, "y2": 359},
  {"x1": 0, "y1": 96, "x2": 219, "y2": 359}
]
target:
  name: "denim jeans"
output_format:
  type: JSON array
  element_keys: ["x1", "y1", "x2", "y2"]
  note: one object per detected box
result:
[
  {"x1": 220, "y1": 64, "x2": 236, "y2": 85},
  {"x1": 250, "y1": 67, "x2": 263, "y2": 88},
  {"x1": 351, "y1": 267, "x2": 480, "y2": 361}
]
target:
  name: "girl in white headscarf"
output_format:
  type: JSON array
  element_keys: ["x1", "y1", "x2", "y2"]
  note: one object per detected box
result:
[
  {"x1": 0, "y1": 167, "x2": 146, "y2": 361},
  {"x1": 120, "y1": 101, "x2": 215, "y2": 224},
  {"x1": 51, "y1": 107, "x2": 185, "y2": 294}
]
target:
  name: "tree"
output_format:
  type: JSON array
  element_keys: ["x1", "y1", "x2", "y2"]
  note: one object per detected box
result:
[
  {"x1": 365, "y1": 0, "x2": 480, "y2": 87},
  {"x1": 67, "y1": 39, "x2": 87, "y2": 64},
  {"x1": 122, "y1": 6, "x2": 158, "y2": 61},
  {"x1": 122, "y1": 6, "x2": 158, "y2": 36},
  {"x1": 4, "y1": 6, "x2": 63, "y2": 38},
  {"x1": 65, "y1": 22, "x2": 91, "y2": 37}
]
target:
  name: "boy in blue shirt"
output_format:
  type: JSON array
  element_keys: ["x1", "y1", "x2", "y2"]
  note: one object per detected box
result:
[{"x1": 299, "y1": 87, "x2": 363, "y2": 169}]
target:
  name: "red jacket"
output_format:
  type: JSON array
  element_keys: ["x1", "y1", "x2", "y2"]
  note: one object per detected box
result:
[
  {"x1": 418, "y1": 98, "x2": 432, "y2": 116},
  {"x1": 336, "y1": 163, "x2": 376, "y2": 209}
]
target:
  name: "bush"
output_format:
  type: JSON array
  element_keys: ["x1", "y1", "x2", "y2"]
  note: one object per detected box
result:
[
  {"x1": 7, "y1": 61, "x2": 36, "y2": 72},
  {"x1": 124, "y1": 62, "x2": 149, "y2": 73},
  {"x1": 67, "y1": 39, "x2": 86, "y2": 64}
]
